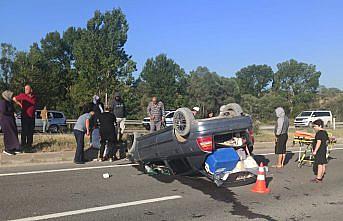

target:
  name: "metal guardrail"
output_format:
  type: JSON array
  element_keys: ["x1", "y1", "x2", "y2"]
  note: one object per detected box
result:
[
  {"x1": 66, "y1": 119, "x2": 142, "y2": 125},
  {"x1": 66, "y1": 119, "x2": 343, "y2": 132}
]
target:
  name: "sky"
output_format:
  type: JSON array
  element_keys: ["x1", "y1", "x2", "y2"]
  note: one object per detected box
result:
[{"x1": 1, "y1": 0, "x2": 342, "y2": 88}]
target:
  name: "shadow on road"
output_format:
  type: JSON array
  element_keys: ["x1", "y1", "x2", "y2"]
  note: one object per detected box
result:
[
  {"x1": 284, "y1": 151, "x2": 295, "y2": 165},
  {"x1": 132, "y1": 164, "x2": 276, "y2": 221},
  {"x1": 253, "y1": 155, "x2": 270, "y2": 166}
]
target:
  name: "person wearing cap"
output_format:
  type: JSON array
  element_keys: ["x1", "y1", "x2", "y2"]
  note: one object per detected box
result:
[
  {"x1": 311, "y1": 119, "x2": 329, "y2": 183},
  {"x1": 13, "y1": 85, "x2": 37, "y2": 151},
  {"x1": 0, "y1": 90, "x2": 21, "y2": 155},
  {"x1": 192, "y1": 107, "x2": 200, "y2": 116},
  {"x1": 89, "y1": 95, "x2": 104, "y2": 149},
  {"x1": 147, "y1": 96, "x2": 165, "y2": 133}
]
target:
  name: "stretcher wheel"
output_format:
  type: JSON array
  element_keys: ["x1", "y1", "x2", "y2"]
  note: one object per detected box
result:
[{"x1": 297, "y1": 162, "x2": 303, "y2": 168}]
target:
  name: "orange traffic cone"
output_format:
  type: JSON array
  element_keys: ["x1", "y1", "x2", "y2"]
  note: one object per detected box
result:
[{"x1": 251, "y1": 162, "x2": 270, "y2": 194}]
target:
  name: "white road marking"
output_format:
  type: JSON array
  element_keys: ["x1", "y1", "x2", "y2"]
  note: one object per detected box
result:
[
  {"x1": 9, "y1": 195, "x2": 182, "y2": 221},
  {"x1": 256, "y1": 147, "x2": 343, "y2": 156},
  {"x1": 0, "y1": 163, "x2": 138, "y2": 177},
  {"x1": 1, "y1": 147, "x2": 342, "y2": 177}
]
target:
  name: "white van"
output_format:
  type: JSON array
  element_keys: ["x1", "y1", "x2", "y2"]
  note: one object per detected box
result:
[{"x1": 294, "y1": 110, "x2": 333, "y2": 128}]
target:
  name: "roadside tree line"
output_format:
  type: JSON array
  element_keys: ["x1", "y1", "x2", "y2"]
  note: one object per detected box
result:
[{"x1": 1, "y1": 8, "x2": 342, "y2": 121}]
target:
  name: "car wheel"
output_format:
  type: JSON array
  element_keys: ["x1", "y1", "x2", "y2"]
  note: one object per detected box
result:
[
  {"x1": 49, "y1": 125, "x2": 59, "y2": 133},
  {"x1": 308, "y1": 122, "x2": 313, "y2": 128},
  {"x1": 173, "y1": 108, "x2": 195, "y2": 137},
  {"x1": 219, "y1": 103, "x2": 243, "y2": 117}
]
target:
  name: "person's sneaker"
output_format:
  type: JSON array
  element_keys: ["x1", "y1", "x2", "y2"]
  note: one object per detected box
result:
[
  {"x1": 14, "y1": 150, "x2": 22, "y2": 154},
  {"x1": 3, "y1": 150, "x2": 15, "y2": 156}
]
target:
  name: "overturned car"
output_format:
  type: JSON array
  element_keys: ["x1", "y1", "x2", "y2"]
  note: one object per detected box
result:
[{"x1": 129, "y1": 103, "x2": 259, "y2": 186}]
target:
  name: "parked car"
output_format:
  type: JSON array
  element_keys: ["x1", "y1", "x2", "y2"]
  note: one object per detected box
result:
[
  {"x1": 1, "y1": 110, "x2": 67, "y2": 133},
  {"x1": 131, "y1": 103, "x2": 258, "y2": 187},
  {"x1": 142, "y1": 110, "x2": 175, "y2": 130},
  {"x1": 294, "y1": 110, "x2": 333, "y2": 128}
]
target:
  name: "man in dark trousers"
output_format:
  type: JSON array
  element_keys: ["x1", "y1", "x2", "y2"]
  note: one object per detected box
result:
[
  {"x1": 111, "y1": 92, "x2": 126, "y2": 158},
  {"x1": 13, "y1": 85, "x2": 37, "y2": 151},
  {"x1": 98, "y1": 106, "x2": 117, "y2": 161},
  {"x1": 111, "y1": 92, "x2": 126, "y2": 140}
]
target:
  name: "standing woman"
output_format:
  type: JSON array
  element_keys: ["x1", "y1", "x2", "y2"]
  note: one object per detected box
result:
[
  {"x1": 0, "y1": 90, "x2": 21, "y2": 155},
  {"x1": 274, "y1": 107, "x2": 289, "y2": 168}
]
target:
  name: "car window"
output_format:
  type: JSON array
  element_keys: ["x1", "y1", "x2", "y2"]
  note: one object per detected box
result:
[
  {"x1": 52, "y1": 112, "x2": 64, "y2": 119},
  {"x1": 299, "y1": 112, "x2": 312, "y2": 117},
  {"x1": 36, "y1": 111, "x2": 42, "y2": 119},
  {"x1": 314, "y1": 112, "x2": 330, "y2": 117},
  {"x1": 166, "y1": 112, "x2": 174, "y2": 118}
]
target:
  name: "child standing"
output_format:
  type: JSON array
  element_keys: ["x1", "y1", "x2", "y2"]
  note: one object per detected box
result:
[{"x1": 311, "y1": 119, "x2": 329, "y2": 183}]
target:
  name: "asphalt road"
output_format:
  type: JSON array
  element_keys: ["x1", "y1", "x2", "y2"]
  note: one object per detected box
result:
[{"x1": 1, "y1": 146, "x2": 343, "y2": 221}]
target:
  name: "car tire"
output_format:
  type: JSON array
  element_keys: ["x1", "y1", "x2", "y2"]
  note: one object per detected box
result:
[
  {"x1": 219, "y1": 103, "x2": 243, "y2": 117},
  {"x1": 308, "y1": 122, "x2": 313, "y2": 128},
  {"x1": 49, "y1": 125, "x2": 59, "y2": 133},
  {"x1": 143, "y1": 124, "x2": 150, "y2": 131},
  {"x1": 173, "y1": 108, "x2": 195, "y2": 137}
]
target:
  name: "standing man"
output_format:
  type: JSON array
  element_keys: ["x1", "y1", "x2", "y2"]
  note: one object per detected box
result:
[
  {"x1": 13, "y1": 85, "x2": 37, "y2": 151},
  {"x1": 98, "y1": 106, "x2": 117, "y2": 161},
  {"x1": 111, "y1": 92, "x2": 126, "y2": 141},
  {"x1": 274, "y1": 107, "x2": 289, "y2": 168},
  {"x1": 147, "y1": 96, "x2": 165, "y2": 133},
  {"x1": 73, "y1": 110, "x2": 95, "y2": 164},
  {"x1": 40, "y1": 106, "x2": 48, "y2": 133}
]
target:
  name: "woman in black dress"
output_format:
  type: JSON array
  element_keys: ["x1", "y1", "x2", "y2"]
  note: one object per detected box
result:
[
  {"x1": 0, "y1": 90, "x2": 20, "y2": 155},
  {"x1": 311, "y1": 119, "x2": 329, "y2": 183}
]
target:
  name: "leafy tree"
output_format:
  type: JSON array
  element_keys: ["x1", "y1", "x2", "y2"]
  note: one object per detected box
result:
[
  {"x1": 235, "y1": 64, "x2": 273, "y2": 97},
  {"x1": 188, "y1": 66, "x2": 239, "y2": 117},
  {"x1": 0, "y1": 43, "x2": 16, "y2": 89},
  {"x1": 273, "y1": 59, "x2": 321, "y2": 114},
  {"x1": 72, "y1": 9, "x2": 136, "y2": 109},
  {"x1": 140, "y1": 54, "x2": 187, "y2": 110}
]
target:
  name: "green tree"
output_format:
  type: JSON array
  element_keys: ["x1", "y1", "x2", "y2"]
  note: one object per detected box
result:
[
  {"x1": 140, "y1": 54, "x2": 187, "y2": 110},
  {"x1": 72, "y1": 9, "x2": 136, "y2": 109},
  {"x1": 235, "y1": 64, "x2": 273, "y2": 97},
  {"x1": 188, "y1": 66, "x2": 240, "y2": 117},
  {"x1": 0, "y1": 43, "x2": 16, "y2": 89},
  {"x1": 273, "y1": 59, "x2": 321, "y2": 115}
]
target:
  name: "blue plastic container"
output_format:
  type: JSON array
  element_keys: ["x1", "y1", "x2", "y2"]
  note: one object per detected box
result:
[{"x1": 205, "y1": 148, "x2": 239, "y2": 174}]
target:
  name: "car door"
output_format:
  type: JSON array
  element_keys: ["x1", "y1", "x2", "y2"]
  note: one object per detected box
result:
[
  {"x1": 165, "y1": 112, "x2": 174, "y2": 127},
  {"x1": 35, "y1": 111, "x2": 43, "y2": 132}
]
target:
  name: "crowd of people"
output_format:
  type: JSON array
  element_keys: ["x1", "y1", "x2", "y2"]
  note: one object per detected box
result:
[
  {"x1": 73, "y1": 92, "x2": 126, "y2": 164},
  {"x1": 0, "y1": 85, "x2": 330, "y2": 182}
]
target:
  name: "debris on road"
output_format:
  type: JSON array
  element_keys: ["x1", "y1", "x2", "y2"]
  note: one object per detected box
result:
[{"x1": 102, "y1": 173, "x2": 111, "y2": 179}]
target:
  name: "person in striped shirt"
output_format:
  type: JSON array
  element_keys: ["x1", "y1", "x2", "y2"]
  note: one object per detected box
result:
[{"x1": 147, "y1": 96, "x2": 165, "y2": 133}]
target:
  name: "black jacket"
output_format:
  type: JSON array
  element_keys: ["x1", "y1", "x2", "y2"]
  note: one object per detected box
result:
[{"x1": 111, "y1": 99, "x2": 126, "y2": 118}]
